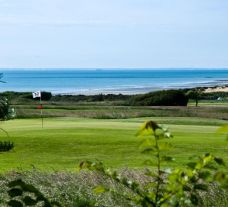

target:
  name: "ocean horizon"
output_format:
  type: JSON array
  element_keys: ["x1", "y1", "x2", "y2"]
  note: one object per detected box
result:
[{"x1": 0, "y1": 69, "x2": 227, "y2": 95}]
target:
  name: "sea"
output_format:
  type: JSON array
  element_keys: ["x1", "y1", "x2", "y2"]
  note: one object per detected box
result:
[{"x1": 0, "y1": 69, "x2": 227, "y2": 95}]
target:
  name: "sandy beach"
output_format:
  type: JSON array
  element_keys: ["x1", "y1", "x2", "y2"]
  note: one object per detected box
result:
[{"x1": 204, "y1": 85, "x2": 228, "y2": 93}]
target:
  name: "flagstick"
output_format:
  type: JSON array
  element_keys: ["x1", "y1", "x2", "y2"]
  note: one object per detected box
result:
[{"x1": 40, "y1": 95, "x2": 43, "y2": 128}]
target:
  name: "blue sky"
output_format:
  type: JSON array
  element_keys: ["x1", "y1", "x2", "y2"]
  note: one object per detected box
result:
[{"x1": 0, "y1": 0, "x2": 227, "y2": 68}]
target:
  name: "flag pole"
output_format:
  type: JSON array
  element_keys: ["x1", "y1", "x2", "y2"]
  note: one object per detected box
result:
[{"x1": 40, "y1": 94, "x2": 43, "y2": 128}]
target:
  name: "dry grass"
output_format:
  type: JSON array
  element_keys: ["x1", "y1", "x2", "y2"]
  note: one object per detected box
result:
[{"x1": 0, "y1": 170, "x2": 227, "y2": 207}]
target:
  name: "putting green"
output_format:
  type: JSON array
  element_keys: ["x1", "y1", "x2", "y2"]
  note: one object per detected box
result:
[{"x1": 0, "y1": 117, "x2": 227, "y2": 172}]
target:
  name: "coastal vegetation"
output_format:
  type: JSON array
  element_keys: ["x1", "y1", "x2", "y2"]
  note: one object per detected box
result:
[
  {"x1": 130, "y1": 90, "x2": 189, "y2": 106},
  {"x1": 1, "y1": 88, "x2": 228, "y2": 120}
]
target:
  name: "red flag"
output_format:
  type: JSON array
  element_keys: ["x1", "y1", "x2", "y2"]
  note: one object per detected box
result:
[{"x1": 37, "y1": 105, "x2": 43, "y2": 109}]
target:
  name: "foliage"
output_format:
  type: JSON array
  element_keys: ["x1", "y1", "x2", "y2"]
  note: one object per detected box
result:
[
  {"x1": 0, "y1": 141, "x2": 14, "y2": 152},
  {"x1": 2, "y1": 91, "x2": 53, "y2": 101},
  {"x1": 7, "y1": 179, "x2": 61, "y2": 207},
  {"x1": 80, "y1": 120, "x2": 227, "y2": 207},
  {"x1": 0, "y1": 74, "x2": 16, "y2": 120},
  {"x1": 0, "y1": 97, "x2": 15, "y2": 120},
  {"x1": 200, "y1": 91, "x2": 228, "y2": 100},
  {"x1": 52, "y1": 93, "x2": 131, "y2": 102},
  {"x1": 131, "y1": 90, "x2": 189, "y2": 106},
  {"x1": 186, "y1": 89, "x2": 203, "y2": 107}
]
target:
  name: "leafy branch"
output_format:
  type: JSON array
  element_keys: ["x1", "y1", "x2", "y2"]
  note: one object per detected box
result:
[{"x1": 80, "y1": 120, "x2": 227, "y2": 207}]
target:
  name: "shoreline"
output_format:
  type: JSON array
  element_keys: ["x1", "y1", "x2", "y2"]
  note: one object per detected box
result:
[
  {"x1": 0, "y1": 84, "x2": 228, "y2": 96},
  {"x1": 1, "y1": 69, "x2": 227, "y2": 95}
]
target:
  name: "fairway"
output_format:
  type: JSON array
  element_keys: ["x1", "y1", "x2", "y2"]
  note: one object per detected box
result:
[{"x1": 0, "y1": 117, "x2": 227, "y2": 172}]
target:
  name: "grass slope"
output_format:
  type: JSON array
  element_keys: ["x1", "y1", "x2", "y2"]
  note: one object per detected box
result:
[{"x1": 0, "y1": 117, "x2": 227, "y2": 172}]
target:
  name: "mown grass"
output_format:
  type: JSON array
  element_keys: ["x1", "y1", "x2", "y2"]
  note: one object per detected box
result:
[{"x1": 0, "y1": 117, "x2": 227, "y2": 172}]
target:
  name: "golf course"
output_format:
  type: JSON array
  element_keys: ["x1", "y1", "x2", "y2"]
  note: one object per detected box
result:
[
  {"x1": 1, "y1": 116, "x2": 227, "y2": 172},
  {"x1": 0, "y1": 91, "x2": 228, "y2": 206}
]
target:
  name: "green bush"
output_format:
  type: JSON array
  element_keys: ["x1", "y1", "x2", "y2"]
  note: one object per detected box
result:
[
  {"x1": 131, "y1": 90, "x2": 189, "y2": 106},
  {"x1": 0, "y1": 96, "x2": 16, "y2": 120},
  {"x1": 52, "y1": 93, "x2": 131, "y2": 103},
  {"x1": 0, "y1": 141, "x2": 14, "y2": 152},
  {"x1": 0, "y1": 96, "x2": 9, "y2": 119}
]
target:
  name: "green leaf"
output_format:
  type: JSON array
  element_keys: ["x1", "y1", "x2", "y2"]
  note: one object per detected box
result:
[
  {"x1": 214, "y1": 157, "x2": 225, "y2": 166},
  {"x1": 159, "y1": 142, "x2": 173, "y2": 150},
  {"x1": 204, "y1": 163, "x2": 218, "y2": 170},
  {"x1": 8, "y1": 200, "x2": 23, "y2": 207},
  {"x1": 187, "y1": 162, "x2": 197, "y2": 169},
  {"x1": 94, "y1": 185, "x2": 106, "y2": 194},
  {"x1": 8, "y1": 188, "x2": 23, "y2": 197},
  {"x1": 203, "y1": 153, "x2": 213, "y2": 165},
  {"x1": 136, "y1": 120, "x2": 160, "y2": 136},
  {"x1": 198, "y1": 171, "x2": 211, "y2": 179},
  {"x1": 139, "y1": 138, "x2": 155, "y2": 150},
  {"x1": 214, "y1": 172, "x2": 226, "y2": 182}
]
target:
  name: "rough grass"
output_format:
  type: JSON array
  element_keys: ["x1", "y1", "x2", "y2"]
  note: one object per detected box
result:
[
  {"x1": 0, "y1": 117, "x2": 227, "y2": 172},
  {"x1": 0, "y1": 170, "x2": 227, "y2": 207},
  {"x1": 13, "y1": 103, "x2": 228, "y2": 120}
]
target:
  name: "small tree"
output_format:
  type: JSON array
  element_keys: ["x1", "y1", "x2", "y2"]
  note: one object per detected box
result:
[
  {"x1": 0, "y1": 74, "x2": 16, "y2": 120},
  {"x1": 186, "y1": 89, "x2": 202, "y2": 107}
]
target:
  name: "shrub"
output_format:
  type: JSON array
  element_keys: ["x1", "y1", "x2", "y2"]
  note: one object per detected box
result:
[
  {"x1": 0, "y1": 96, "x2": 16, "y2": 120},
  {"x1": 92, "y1": 94, "x2": 104, "y2": 102},
  {"x1": 186, "y1": 89, "x2": 203, "y2": 107},
  {"x1": 131, "y1": 90, "x2": 189, "y2": 106},
  {"x1": 0, "y1": 96, "x2": 9, "y2": 119},
  {"x1": 0, "y1": 141, "x2": 14, "y2": 152}
]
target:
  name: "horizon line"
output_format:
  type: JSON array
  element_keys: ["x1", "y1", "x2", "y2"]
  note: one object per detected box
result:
[{"x1": 0, "y1": 67, "x2": 228, "y2": 70}]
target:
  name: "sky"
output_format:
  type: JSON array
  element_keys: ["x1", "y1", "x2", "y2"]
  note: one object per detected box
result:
[{"x1": 0, "y1": 0, "x2": 227, "y2": 68}]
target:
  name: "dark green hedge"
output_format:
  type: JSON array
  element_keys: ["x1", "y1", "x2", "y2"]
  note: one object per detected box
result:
[
  {"x1": 131, "y1": 90, "x2": 189, "y2": 106},
  {"x1": 52, "y1": 93, "x2": 130, "y2": 102},
  {"x1": 1, "y1": 91, "x2": 52, "y2": 101}
]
